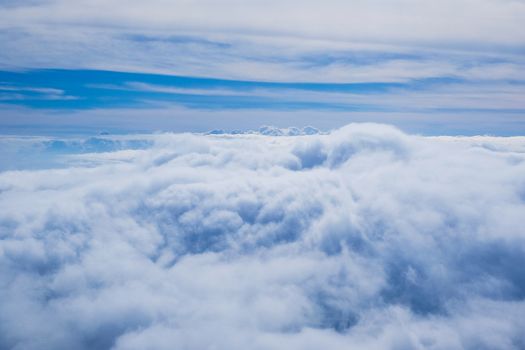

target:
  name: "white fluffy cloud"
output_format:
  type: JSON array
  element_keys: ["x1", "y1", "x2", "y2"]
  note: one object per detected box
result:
[{"x1": 1, "y1": 124, "x2": 525, "y2": 349}]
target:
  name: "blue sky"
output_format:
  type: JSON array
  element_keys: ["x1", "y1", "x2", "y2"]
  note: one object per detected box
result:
[
  {"x1": 0, "y1": 0, "x2": 525, "y2": 134},
  {"x1": 2, "y1": 3, "x2": 525, "y2": 349}
]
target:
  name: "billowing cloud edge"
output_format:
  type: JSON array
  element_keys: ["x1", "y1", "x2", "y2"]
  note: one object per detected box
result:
[{"x1": 1, "y1": 123, "x2": 525, "y2": 349}]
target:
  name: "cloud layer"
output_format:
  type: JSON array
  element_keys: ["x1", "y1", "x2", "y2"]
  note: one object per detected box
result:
[
  {"x1": 1, "y1": 0, "x2": 524, "y2": 82},
  {"x1": 1, "y1": 124, "x2": 525, "y2": 349},
  {"x1": 1, "y1": 1, "x2": 523, "y2": 136}
]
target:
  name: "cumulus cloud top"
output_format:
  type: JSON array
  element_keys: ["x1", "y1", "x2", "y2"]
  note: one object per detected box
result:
[{"x1": 1, "y1": 123, "x2": 525, "y2": 349}]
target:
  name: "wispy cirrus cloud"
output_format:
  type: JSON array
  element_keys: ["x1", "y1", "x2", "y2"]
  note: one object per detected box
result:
[
  {"x1": 0, "y1": 0, "x2": 523, "y2": 134},
  {"x1": 1, "y1": 69, "x2": 524, "y2": 135},
  {"x1": 0, "y1": 0, "x2": 524, "y2": 82},
  {"x1": 0, "y1": 84, "x2": 77, "y2": 101}
]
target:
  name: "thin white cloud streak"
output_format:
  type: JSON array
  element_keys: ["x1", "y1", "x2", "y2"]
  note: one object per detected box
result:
[
  {"x1": 0, "y1": 124, "x2": 525, "y2": 349},
  {"x1": 94, "y1": 80, "x2": 525, "y2": 111},
  {"x1": 0, "y1": 85, "x2": 77, "y2": 101},
  {"x1": 108, "y1": 82, "x2": 257, "y2": 97}
]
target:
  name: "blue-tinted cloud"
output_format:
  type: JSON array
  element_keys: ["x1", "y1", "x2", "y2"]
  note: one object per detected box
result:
[{"x1": 1, "y1": 124, "x2": 525, "y2": 349}]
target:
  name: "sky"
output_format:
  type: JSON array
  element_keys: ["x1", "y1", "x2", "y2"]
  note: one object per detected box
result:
[
  {"x1": 2, "y1": 2, "x2": 525, "y2": 350},
  {"x1": 1, "y1": 0, "x2": 525, "y2": 135}
]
